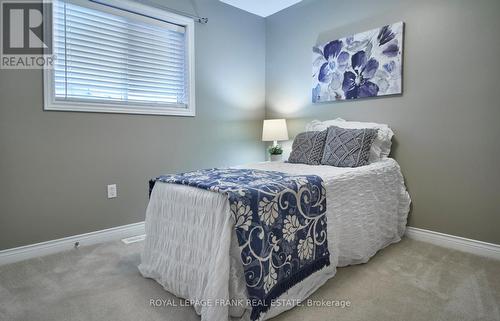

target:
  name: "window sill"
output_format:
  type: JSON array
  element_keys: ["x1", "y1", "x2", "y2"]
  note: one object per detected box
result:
[{"x1": 43, "y1": 102, "x2": 195, "y2": 117}]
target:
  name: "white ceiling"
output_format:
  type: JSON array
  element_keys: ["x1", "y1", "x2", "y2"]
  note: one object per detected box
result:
[{"x1": 219, "y1": 0, "x2": 303, "y2": 17}]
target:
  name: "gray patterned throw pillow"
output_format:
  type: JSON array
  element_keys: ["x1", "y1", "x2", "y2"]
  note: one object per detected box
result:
[
  {"x1": 288, "y1": 130, "x2": 327, "y2": 165},
  {"x1": 321, "y1": 126, "x2": 378, "y2": 167}
]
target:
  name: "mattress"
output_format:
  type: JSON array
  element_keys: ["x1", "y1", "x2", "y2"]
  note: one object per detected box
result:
[{"x1": 139, "y1": 158, "x2": 410, "y2": 321}]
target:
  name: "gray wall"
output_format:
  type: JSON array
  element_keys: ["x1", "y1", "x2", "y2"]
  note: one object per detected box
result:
[
  {"x1": 0, "y1": 0, "x2": 266, "y2": 250},
  {"x1": 266, "y1": 0, "x2": 500, "y2": 243}
]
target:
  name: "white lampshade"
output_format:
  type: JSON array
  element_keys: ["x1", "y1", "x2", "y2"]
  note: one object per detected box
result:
[{"x1": 262, "y1": 119, "x2": 288, "y2": 142}]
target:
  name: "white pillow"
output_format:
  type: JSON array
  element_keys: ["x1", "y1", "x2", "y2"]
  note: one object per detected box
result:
[{"x1": 305, "y1": 118, "x2": 394, "y2": 162}]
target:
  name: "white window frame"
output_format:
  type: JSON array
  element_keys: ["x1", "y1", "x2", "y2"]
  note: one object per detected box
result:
[{"x1": 43, "y1": 0, "x2": 196, "y2": 116}]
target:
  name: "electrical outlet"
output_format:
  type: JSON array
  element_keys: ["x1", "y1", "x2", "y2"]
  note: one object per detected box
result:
[{"x1": 107, "y1": 184, "x2": 117, "y2": 199}]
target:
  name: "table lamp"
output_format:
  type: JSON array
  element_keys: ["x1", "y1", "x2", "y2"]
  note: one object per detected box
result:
[{"x1": 262, "y1": 119, "x2": 288, "y2": 161}]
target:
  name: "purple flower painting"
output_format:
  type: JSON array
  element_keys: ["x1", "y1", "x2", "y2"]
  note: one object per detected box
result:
[{"x1": 312, "y1": 22, "x2": 403, "y2": 103}]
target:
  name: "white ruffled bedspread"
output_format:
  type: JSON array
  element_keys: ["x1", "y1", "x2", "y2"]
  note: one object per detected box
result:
[{"x1": 139, "y1": 158, "x2": 410, "y2": 321}]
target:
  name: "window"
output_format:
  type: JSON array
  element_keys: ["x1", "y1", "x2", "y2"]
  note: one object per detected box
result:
[{"x1": 44, "y1": 0, "x2": 195, "y2": 116}]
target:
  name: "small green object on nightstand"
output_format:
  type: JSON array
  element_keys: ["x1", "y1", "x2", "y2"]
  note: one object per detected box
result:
[{"x1": 268, "y1": 145, "x2": 283, "y2": 161}]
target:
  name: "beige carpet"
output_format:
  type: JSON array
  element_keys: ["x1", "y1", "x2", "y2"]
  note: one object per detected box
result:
[{"x1": 1, "y1": 237, "x2": 499, "y2": 321}]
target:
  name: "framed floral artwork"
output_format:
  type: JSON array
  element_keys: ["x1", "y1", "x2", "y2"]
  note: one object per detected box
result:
[{"x1": 312, "y1": 21, "x2": 404, "y2": 102}]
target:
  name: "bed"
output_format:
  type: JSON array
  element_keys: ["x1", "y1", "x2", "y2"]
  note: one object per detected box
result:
[{"x1": 139, "y1": 157, "x2": 410, "y2": 321}]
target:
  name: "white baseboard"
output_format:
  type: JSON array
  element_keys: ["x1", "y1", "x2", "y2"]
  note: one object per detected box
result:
[
  {"x1": 406, "y1": 227, "x2": 500, "y2": 261},
  {"x1": 2, "y1": 224, "x2": 498, "y2": 266},
  {"x1": 0, "y1": 222, "x2": 145, "y2": 266}
]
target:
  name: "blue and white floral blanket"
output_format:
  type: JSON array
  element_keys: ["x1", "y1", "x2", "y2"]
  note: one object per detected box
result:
[{"x1": 150, "y1": 168, "x2": 330, "y2": 321}]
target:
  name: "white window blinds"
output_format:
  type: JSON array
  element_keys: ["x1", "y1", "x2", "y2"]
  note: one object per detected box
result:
[{"x1": 47, "y1": 0, "x2": 194, "y2": 116}]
